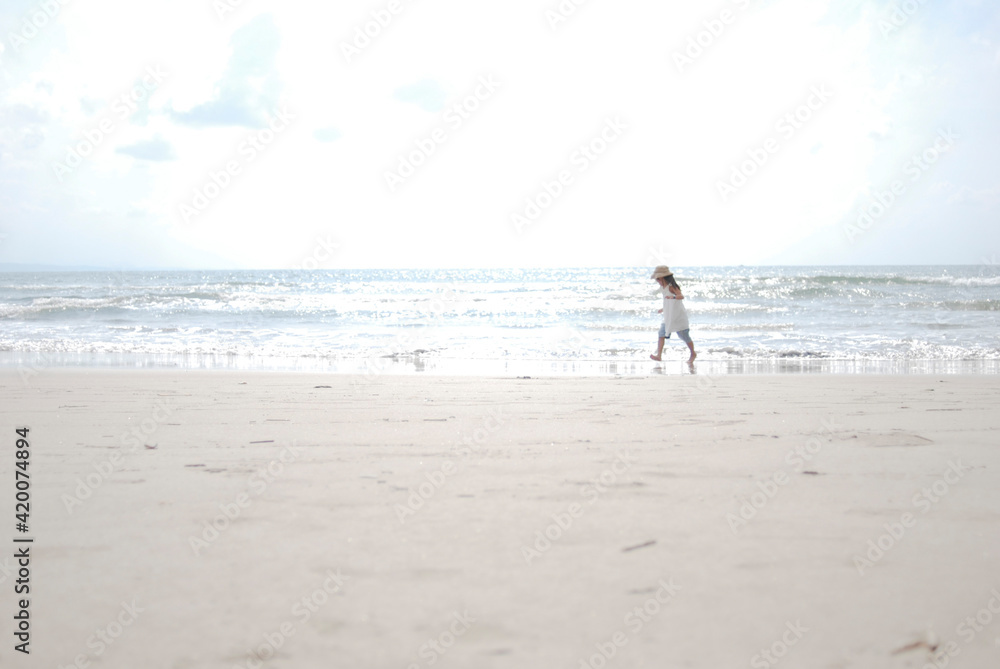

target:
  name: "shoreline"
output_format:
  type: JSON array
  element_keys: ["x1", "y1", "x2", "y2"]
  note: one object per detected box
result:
[{"x1": 3, "y1": 351, "x2": 1000, "y2": 376}]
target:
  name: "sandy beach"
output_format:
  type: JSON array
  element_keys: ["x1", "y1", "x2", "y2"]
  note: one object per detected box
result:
[{"x1": 1, "y1": 369, "x2": 999, "y2": 668}]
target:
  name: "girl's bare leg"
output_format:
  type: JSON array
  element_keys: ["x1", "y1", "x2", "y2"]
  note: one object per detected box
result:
[
  {"x1": 686, "y1": 341, "x2": 696, "y2": 363},
  {"x1": 650, "y1": 337, "x2": 666, "y2": 361}
]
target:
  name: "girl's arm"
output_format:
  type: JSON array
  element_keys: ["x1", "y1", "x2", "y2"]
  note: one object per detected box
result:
[{"x1": 669, "y1": 285, "x2": 684, "y2": 300}]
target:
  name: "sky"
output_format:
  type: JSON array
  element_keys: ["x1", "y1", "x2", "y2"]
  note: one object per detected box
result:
[{"x1": 0, "y1": 0, "x2": 998, "y2": 269}]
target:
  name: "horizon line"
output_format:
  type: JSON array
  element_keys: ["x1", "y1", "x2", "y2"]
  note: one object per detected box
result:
[{"x1": 0, "y1": 262, "x2": 994, "y2": 272}]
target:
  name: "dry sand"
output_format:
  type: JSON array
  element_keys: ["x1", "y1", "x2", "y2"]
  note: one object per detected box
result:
[{"x1": 1, "y1": 369, "x2": 999, "y2": 668}]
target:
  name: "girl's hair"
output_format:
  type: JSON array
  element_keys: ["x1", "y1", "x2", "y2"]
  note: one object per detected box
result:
[{"x1": 662, "y1": 275, "x2": 680, "y2": 290}]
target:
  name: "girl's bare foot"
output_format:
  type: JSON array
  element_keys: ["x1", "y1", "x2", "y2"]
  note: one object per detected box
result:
[
  {"x1": 688, "y1": 351, "x2": 697, "y2": 363},
  {"x1": 650, "y1": 354, "x2": 662, "y2": 361}
]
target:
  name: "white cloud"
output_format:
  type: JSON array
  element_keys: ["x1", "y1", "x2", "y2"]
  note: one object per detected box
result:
[{"x1": 0, "y1": 0, "x2": 997, "y2": 268}]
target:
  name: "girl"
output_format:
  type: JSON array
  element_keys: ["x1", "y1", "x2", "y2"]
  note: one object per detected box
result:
[{"x1": 650, "y1": 266, "x2": 696, "y2": 363}]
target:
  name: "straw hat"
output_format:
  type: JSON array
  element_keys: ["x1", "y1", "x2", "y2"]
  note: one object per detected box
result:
[{"x1": 650, "y1": 265, "x2": 673, "y2": 279}]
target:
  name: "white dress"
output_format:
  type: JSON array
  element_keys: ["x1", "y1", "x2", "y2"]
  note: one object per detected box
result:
[{"x1": 657, "y1": 288, "x2": 690, "y2": 333}]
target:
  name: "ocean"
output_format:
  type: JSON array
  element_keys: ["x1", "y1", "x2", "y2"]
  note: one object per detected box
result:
[{"x1": 1, "y1": 266, "x2": 998, "y2": 375}]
